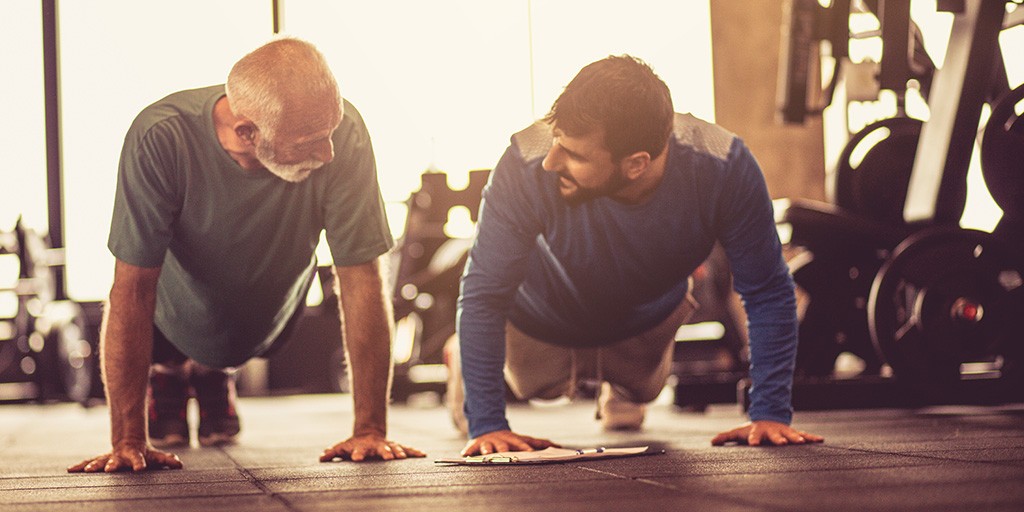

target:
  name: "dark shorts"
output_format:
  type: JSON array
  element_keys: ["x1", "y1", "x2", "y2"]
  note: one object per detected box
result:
[{"x1": 151, "y1": 290, "x2": 310, "y2": 369}]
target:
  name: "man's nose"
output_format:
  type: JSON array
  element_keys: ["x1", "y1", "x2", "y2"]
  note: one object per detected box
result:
[
  {"x1": 312, "y1": 139, "x2": 335, "y2": 164},
  {"x1": 541, "y1": 145, "x2": 561, "y2": 173}
]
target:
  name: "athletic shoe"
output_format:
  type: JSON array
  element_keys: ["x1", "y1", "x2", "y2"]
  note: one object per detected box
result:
[
  {"x1": 597, "y1": 382, "x2": 646, "y2": 431},
  {"x1": 148, "y1": 368, "x2": 190, "y2": 447},
  {"x1": 191, "y1": 368, "x2": 241, "y2": 446}
]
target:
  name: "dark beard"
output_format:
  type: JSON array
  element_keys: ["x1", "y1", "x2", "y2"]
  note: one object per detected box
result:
[{"x1": 559, "y1": 169, "x2": 630, "y2": 206}]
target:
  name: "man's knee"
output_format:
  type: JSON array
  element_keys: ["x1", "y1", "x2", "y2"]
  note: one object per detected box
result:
[
  {"x1": 609, "y1": 377, "x2": 667, "y2": 404},
  {"x1": 601, "y1": 337, "x2": 676, "y2": 403},
  {"x1": 505, "y1": 374, "x2": 570, "y2": 401},
  {"x1": 504, "y1": 323, "x2": 576, "y2": 400}
]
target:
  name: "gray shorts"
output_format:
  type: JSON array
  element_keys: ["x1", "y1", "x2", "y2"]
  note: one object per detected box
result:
[{"x1": 504, "y1": 293, "x2": 699, "y2": 404}]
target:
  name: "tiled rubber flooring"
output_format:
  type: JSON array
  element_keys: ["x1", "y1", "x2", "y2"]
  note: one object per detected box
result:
[{"x1": 3, "y1": 394, "x2": 1023, "y2": 511}]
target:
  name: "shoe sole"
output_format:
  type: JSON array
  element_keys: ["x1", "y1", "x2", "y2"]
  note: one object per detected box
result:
[
  {"x1": 150, "y1": 433, "x2": 189, "y2": 448},
  {"x1": 198, "y1": 432, "x2": 239, "y2": 447},
  {"x1": 601, "y1": 422, "x2": 644, "y2": 432},
  {"x1": 600, "y1": 409, "x2": 646, "y2": 432}
]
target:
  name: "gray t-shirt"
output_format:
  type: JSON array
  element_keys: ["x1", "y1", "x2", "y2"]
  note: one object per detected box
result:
[{"x1": 109, "y1": 85, "x2": 393, "y2": 367}]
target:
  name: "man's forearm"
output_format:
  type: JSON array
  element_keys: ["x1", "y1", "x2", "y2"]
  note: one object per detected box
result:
[
  {"x1": 335, "y1": 261, "x2": 393, "y2": 437},
  {"x1": 101, "y1": 263, "x2": 160, "y2": 448},
  {"x1": 455, "y1": 317, "x2": 513, "y2": 438},
  {"x1": 741, "y1": 274, "x2": 798, "y2": 425}
]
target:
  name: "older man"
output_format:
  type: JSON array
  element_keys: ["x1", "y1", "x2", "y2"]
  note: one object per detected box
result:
[{"x1": 70, "y1": 38, "x2": 423, "y2": 473}]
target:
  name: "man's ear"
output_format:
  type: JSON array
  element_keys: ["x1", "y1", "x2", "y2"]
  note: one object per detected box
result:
[
  {"x1": 234, "y1": 122, "x2": 258, "y2": 147},
  {"x1": 622, "y1": 151, "x2": 652, "y2": 180}
]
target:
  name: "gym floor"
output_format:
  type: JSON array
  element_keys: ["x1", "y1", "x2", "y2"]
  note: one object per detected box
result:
[{"x1": 3, "y1": 393, "x2": 1024, "y2": 511}]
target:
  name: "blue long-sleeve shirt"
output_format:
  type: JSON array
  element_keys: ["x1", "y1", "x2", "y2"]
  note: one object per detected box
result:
[{"x1": 457, "y1": 114, "x2": 798, "y2": 438}]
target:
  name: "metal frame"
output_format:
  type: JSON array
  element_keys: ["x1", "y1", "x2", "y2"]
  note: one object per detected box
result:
[
  {"x1": 903, "y1": 0, "x2": 1006, "y2": 224},
  {"x1": 878, "y1": 0, "x2": 912, "y2": 92},
  {"x1": 41, "y1": 0, "x2": 66, "y2": 301},
  {"x1": 272, "y1": 0, "x2": 283, "y2": 33}
]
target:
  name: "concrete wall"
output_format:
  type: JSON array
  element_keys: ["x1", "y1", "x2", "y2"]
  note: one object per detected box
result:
[{"x1": 710, "y1": 0, "x2": 826, "y2": 201}]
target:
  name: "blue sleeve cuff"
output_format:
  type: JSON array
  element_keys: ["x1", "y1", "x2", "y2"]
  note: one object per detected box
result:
[
  {"x1": 748, "y1": 410, "x2": 793, "y2": 425},
  {"x1": 468, "y1": 417, "x2": 511, "y2": 439}
]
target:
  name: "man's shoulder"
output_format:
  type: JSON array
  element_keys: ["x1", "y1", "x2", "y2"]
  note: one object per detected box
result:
[
  {"x1": 327, "y1": 98, "x2": 373, "y2": 164},
  {"x1": 339, "y1": 98, "x2": 368, "y2": 129},
  {"x1": 130, "y1": 85, "x2": 223, "y2": 138},
  {"x1": 670, "y1": 113, "x2": 737, "y2": 162},
  {"x1": 510, "y1": 121, "x2": 553, "y2": 163},
  {"x1": 508, "y1": 115, "x2": 737, "y2": 163},
  {"x1": 142, "y1": 85, "x2": 222, "y2": 117}
]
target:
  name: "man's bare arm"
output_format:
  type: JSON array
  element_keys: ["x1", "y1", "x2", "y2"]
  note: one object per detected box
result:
[
  {"x1": 319, "y1": 257, "x2": 424, "y2": 462},
  {"x1": 68, "y1": 259, "x2": 182, "y2": 472}
]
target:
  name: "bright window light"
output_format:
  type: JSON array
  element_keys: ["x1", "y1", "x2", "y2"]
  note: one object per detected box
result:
[
  {"x1": 0, "y1": 0, "x2": 47, "y2": 233},
  {"x1": 286, "y1": 0, "x2": 716, "y2": 275},
  {"x1": 0, "y1": 254, "x2": 20, "y2": 290},
  {"x1": 675, "y1": 321, "x2": 726, "y2": 342},
  {"x1": 57, "y1": 0, "x2": 270, "y2": 300},
  {"x1": 9, "y1": 1, "x2": 718, "y2": 301}
]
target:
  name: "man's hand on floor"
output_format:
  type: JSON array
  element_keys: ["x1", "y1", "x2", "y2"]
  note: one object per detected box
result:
[
  {"x1": 320, "y1": 433, "x2": 426, "y2": 462},
  {"x1": 711, "y1": 420, "x2": 824, "y2": 446},
  {"x1": 68, "y1": 442, "x2": 183, "y2": 473},
  {"x1": 461, "y1": 430, "x2": 560, "y2": 456}
]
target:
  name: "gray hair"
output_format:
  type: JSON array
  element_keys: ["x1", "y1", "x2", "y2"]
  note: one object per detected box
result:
[{"x1": 225, "y1": 37, "x2": 341, "y2": 140}]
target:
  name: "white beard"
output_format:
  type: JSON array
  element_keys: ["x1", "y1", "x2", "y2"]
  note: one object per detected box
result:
[{"x1": 255, "y1": 140, "x2": 323, "y2": 183}]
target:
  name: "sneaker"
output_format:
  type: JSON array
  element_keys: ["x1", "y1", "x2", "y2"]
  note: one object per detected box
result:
[
  {"x1": 597, "y1": 382, "x2": 646, "y2": 431},
  {"x1": 191, "y1": 367, "x2": 241, "y2": 446},
  {"x1": 148, "y1": 367, "x2": 190, "y2": 448},
  {"x1": 443, "y1": 336, "x2": 469, "y2": 436}
]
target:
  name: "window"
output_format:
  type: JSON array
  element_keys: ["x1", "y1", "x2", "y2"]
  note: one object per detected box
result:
[
  {"x1": 1, "y1": 0, "x2": 47, "y2": 233},
  {"x1": 284, "y1": 0, "x2": 716, "y2": 244},
  {"x1": 56, "y1": 0, "x2": 268, "y2": 299},
  {"x1": 8, "y1": 1, "x2": 716, "y2": 299}
]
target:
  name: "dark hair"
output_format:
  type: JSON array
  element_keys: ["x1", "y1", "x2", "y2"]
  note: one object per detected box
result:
[{"x1": 544, "y1": 55, "x2": 673, "y2": 161}]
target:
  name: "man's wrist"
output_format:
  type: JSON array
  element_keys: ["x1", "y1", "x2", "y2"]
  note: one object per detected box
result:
[
  {"x1": 353, "y1": 425, "x2": 386, "y2": 438},
  {"x1": 112, "y1": 436, "x2": 148, "y2": 450},
  {"x1": 748, "y1": 412, "x2": 793, "y2": 425},
  {"x1": 468, "y1": 418, "x2": 512, "y2": 439}
]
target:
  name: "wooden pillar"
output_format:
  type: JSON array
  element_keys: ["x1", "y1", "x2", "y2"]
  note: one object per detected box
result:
[{"x1": 710, "y1": 0, "x2": 826, "y2": 201}]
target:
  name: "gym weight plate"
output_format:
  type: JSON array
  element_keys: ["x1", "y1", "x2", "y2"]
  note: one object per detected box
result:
[
  {"x1": 981, "y1": 84, "x2": 1024, "y2": 218},
  {"x1": 835, "y1": 117, "x2": 922, "y2": 223},
  {"x1": 789, "y1": 248, "x2": 885, "y2": 377},
  {"x1": 867, "y1": 227, "x2": 1024, "y2": 399}
]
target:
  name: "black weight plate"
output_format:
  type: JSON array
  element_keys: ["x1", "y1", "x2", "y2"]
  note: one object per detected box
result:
[
  {"x1": 981, "y1": 84, "x2": 1024, "y2": 217},
  {"x1": 789, "y1": 249, "x2": 885, "y2": 377},
  {"x1": 868, "y1": 227, "x2": 1024, "y2": 398},
  {"x1": 835, "y1": 117, "x2": 922, "y2": 223}
]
